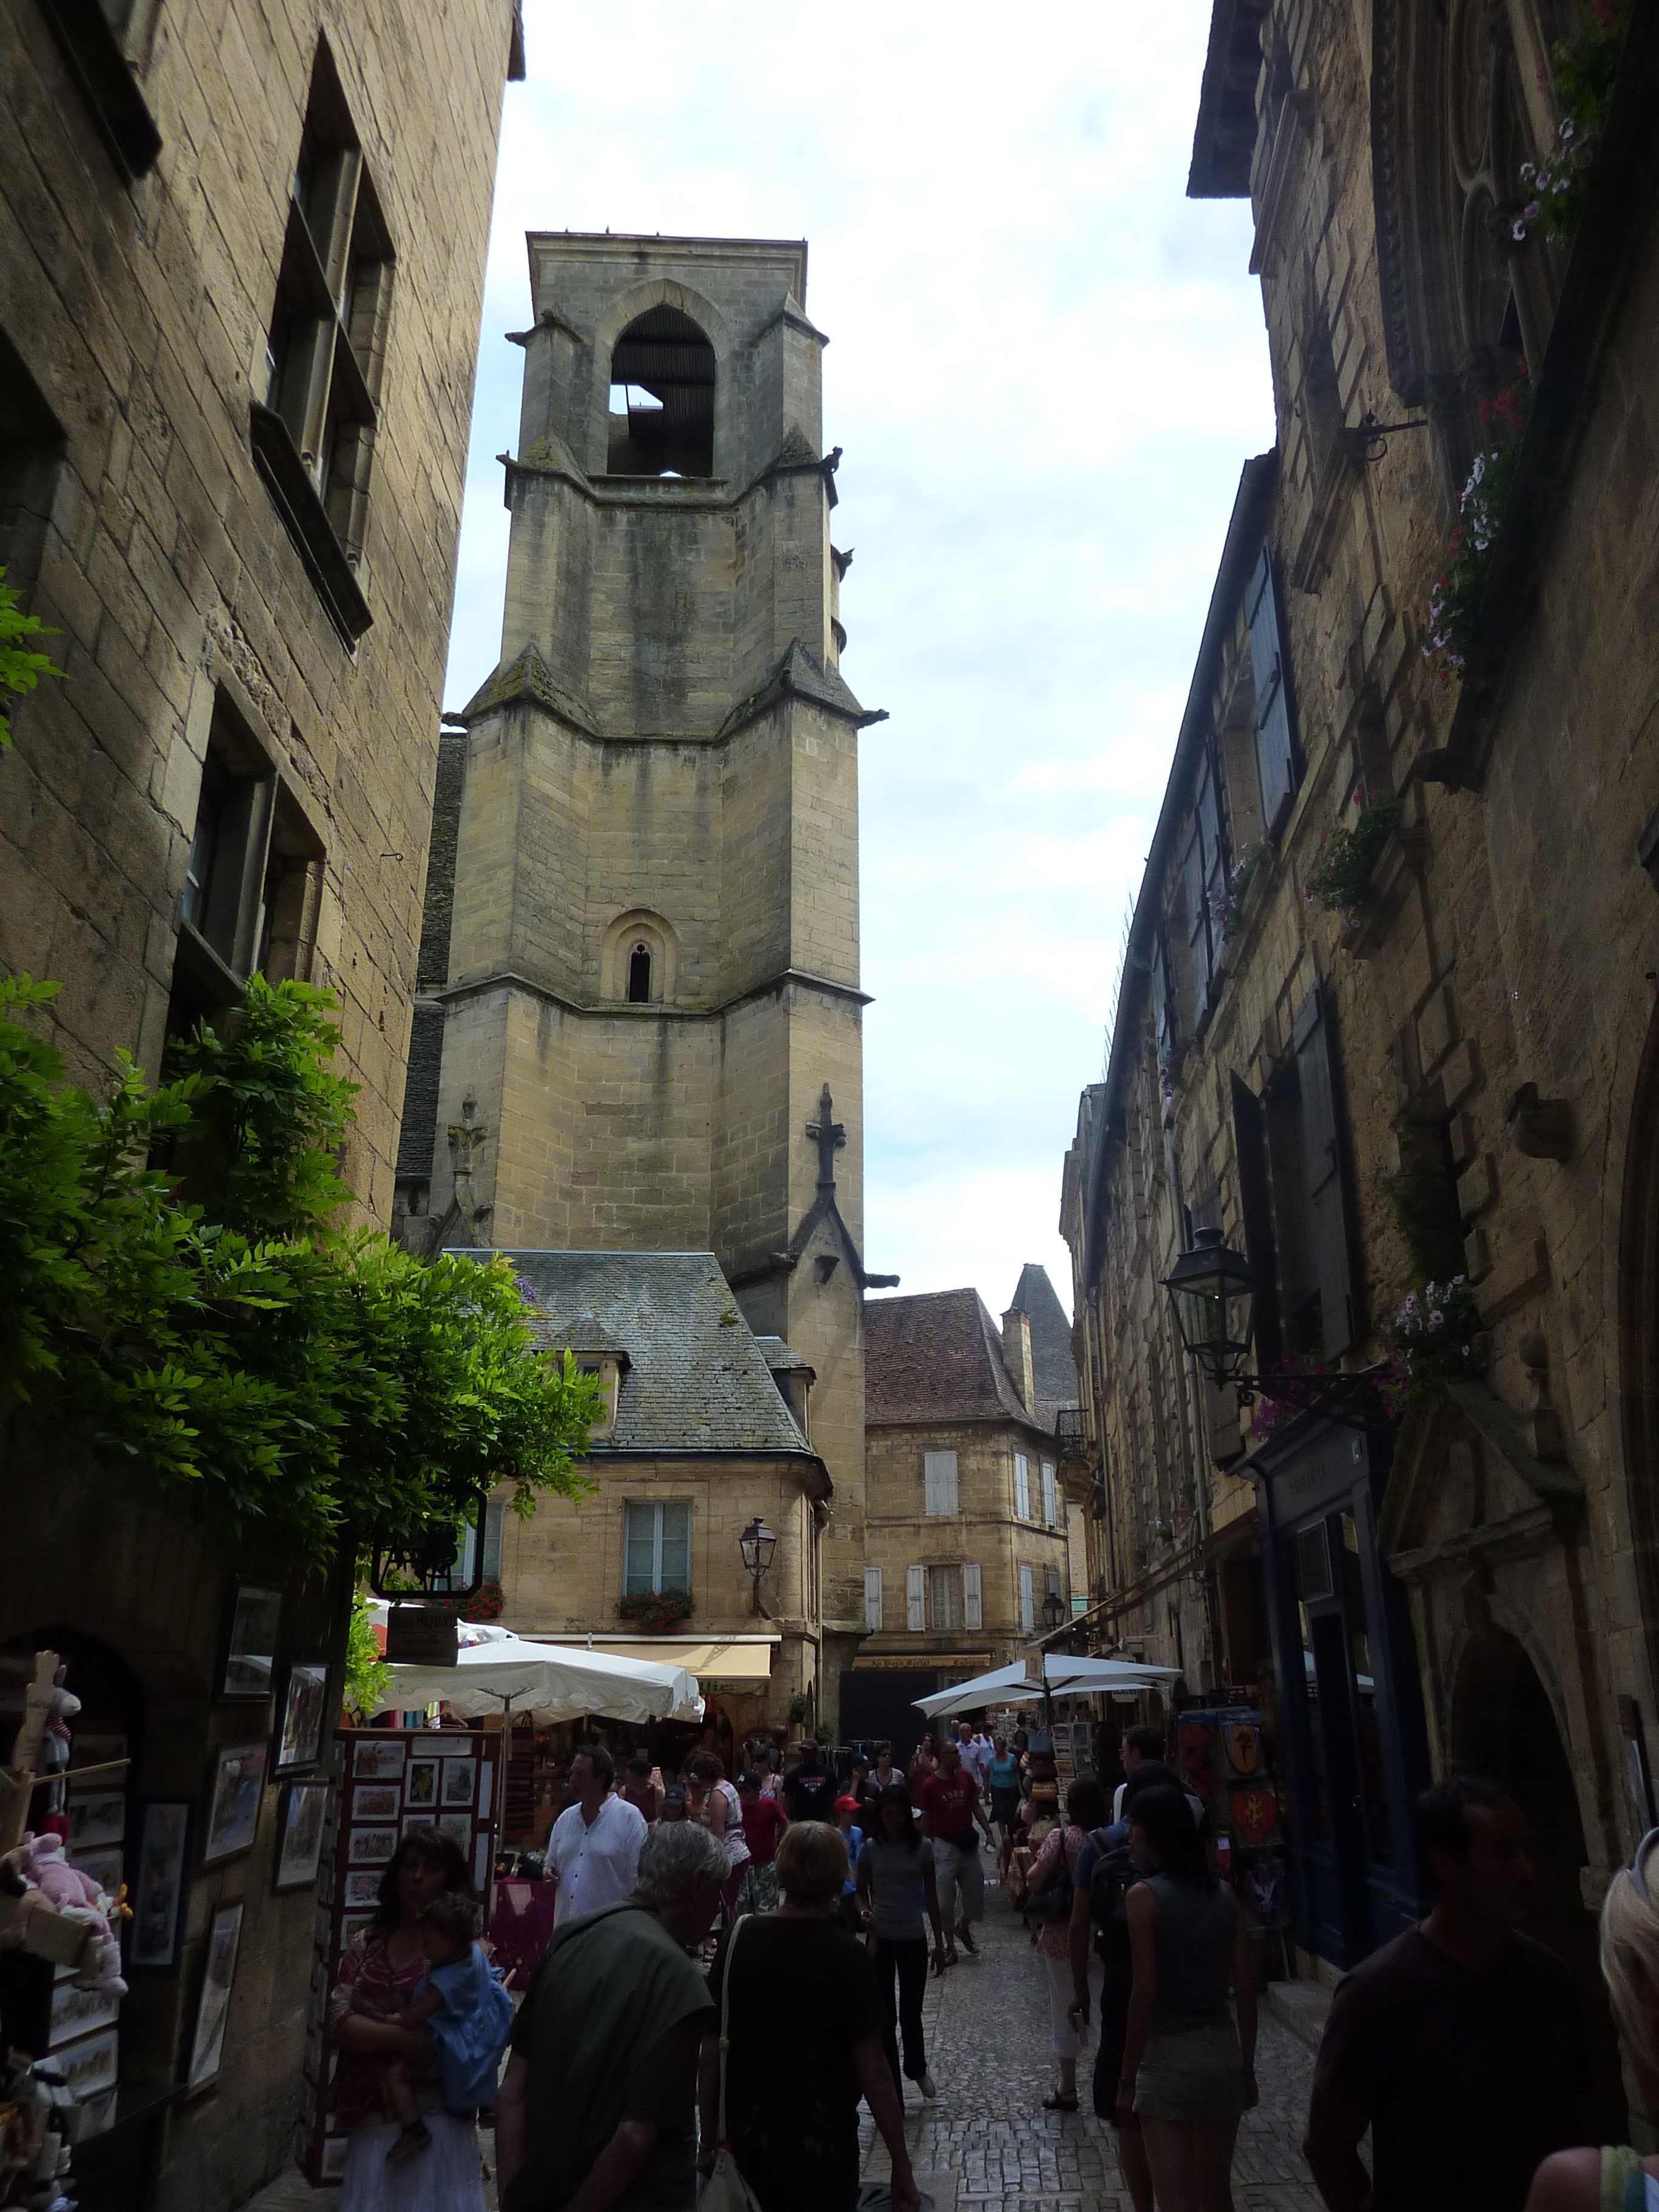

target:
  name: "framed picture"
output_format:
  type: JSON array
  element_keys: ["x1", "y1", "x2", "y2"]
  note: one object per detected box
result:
[
  {"x1": 343, "y1": 1870, "x2": 383, "y2": 1908},
  {"x1": 405, "y1": 1759, "x2": 438, "y2": 1809},
  {"x1": 64, "y1": 1791, "x2": 126, "y2": 1854},
  {"x1": 439, "y1": 1758, "x2": 476, "y2": 1808},
  {"x1": 220, "y1": 1581, "x2": 284, "y2": 1701},
  {"x1": 274, "y1": 1780, "x2": 332, "y2": 1893},
  {"x1": 66, "y1": 1732, "x2": 127, "y2": 1789},
  {"x1": 187, "y1": 1902, "x2": 244, "y2": 2093},
  {"x1": 351, "y1": 1783, "x2": 401, "y2": 1822},
  {"x1": 435, "y1": 1812, "x2": 471, "y2": 1852},
  {"x1": 352, "y1": 1739, "x2": 406, "y2": 1781},
  {"x1": 347, "y1": 1825, "x2": 398, "y2": 1866},
  {"x1": 130, "y1": 1801, "x2": 191, "y2": 1970},
  {"x1": 57, "y1": 2026, "x2": 119, "y2": 2100},
  {"x1": 275, "y1": 1661, "x2": 330, "y2": 1774},
  {"x1": 67, "y1": 1845, "x2": 124, "y2": 1897},
  {"x1": 319, "y1": 2138, "x2": 349, "y2": 2182},
  {"x1": 50, "y1": 1976, "x2": 121, "y2": 2047},
  {"x1": 203, "y1": 1740, "x2": 268, "y2": 1866}
]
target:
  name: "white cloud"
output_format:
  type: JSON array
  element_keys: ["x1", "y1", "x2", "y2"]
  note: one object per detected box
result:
[{"x1": 444, "y1": 0, "x2": 1275, "y2": 1324}]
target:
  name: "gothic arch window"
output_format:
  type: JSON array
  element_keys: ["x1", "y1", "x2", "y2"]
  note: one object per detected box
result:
[
  {"x1": 606, "y1": 307, "x2": 715, "y2": 478},
  {"x1": 1372, "y1": 0, "x2": 1564, "y2": 504},
  {"x1": 602, "y1": 909, "x2": 677, "y2": 1004}
]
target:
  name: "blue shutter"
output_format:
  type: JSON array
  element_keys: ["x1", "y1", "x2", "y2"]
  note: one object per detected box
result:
[
  {"x1": 1245, "y1": 544, "x2": 1296, "y2": 834},
  {"x1": 1293, "y1": 988, "x2": 1358, "y2": 1356}
]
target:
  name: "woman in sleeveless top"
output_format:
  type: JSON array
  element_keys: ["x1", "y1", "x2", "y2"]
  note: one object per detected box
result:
[
  {"x1": 1116, "y1": 1785, "x2": 1256, "y2": 2212},
  {"x1": 1525, "y1": 1829, "x2": 1659, "y2": 2211}
]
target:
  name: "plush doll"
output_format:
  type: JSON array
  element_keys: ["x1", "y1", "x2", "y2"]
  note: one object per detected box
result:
[
  {"x1": 21, "y1": 1820, "x2": 128, "y2": 1998},
  {"x1": 39, "y1": 1675, "x2": 81, "y2": 1812}
]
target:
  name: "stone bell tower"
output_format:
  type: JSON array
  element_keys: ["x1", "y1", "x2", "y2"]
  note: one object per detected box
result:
[{"x1": 418, "y1": 232, "x2": 891, "y2": 1645}]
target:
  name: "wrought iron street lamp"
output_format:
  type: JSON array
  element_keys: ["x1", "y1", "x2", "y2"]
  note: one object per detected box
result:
[
  {"x1": 1161, "y1": 1227, "x2": 1393, "y2": 1430},
  {"x1": 370, "y1": 1492, "x2": 491, "y2": 1600},
  {"x1": 739, "y1": 1516, "x2": 777, "y2": 1616},
  {"x1": 1042, "y1": 1588, "x2": 1067, "y2": 1634}
]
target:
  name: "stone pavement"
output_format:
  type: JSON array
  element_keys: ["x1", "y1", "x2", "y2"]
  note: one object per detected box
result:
[{"x1": 859, "y1": 1875, "x2": 1326, "y2": 2211}]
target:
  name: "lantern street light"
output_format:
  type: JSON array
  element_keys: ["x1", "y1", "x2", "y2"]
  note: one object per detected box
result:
[
  {"x1": 739, "y1": 1517, "x2": 777, "y2": 1617},
  {"x1": 1041, "y1": 1587, "x2": 1067, "y2": 1634},
  {"x1": 1161, "y1": 1227, "x2": 1395, "y2": 1430}
]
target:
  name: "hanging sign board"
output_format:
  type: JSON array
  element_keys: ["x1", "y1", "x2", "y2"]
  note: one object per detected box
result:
[{"x1": 384, "y1": 1607, "x2": 458, "y2": 1667}]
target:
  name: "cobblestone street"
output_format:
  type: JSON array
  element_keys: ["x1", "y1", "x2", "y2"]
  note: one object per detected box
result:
[{"x1": 859, "y1": 1873, "x2": 1325, "y2": 2211}]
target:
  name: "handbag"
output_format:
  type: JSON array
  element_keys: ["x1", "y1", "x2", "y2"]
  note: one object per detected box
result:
[
  {"x1": 1024, "y1": 1824, "x2": 1081, "y2": 1923},
  {"x1": 700, "y1": 1915, "x2": 765, "y2": 2212}
]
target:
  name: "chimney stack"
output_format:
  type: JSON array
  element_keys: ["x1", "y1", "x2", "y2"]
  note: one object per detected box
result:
[{"x1": 1001, "y1": 1306, "x2": 1034, "y2": 1411}]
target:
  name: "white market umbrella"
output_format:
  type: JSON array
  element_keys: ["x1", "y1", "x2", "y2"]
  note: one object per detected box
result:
[
  {"x1": 1043, "y1": 1654, "x2": 1183, "y2": 1693},
  {"x1": 377, "y1": 1627, "x2": 703, "y2": 1725},
  {"x1": 913, "y1": 1661, "x2": 1043, "y2": 1721}
]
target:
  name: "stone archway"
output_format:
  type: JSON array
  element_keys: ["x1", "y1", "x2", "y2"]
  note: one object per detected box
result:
[{"x1": 1453, "y1": 1625, "x2": 1626, "y2": 2139}]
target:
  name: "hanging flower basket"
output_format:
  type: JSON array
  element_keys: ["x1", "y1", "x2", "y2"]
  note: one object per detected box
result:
[
  {"x1": 618, "y1": 1589, "x2": 693, "y2": 1632},
  {"x1": 1384, "y1": 1278, "x2": 1483, "y2": 1401}
]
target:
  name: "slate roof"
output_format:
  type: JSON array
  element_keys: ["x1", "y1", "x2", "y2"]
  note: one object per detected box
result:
[
  {"x1": 864, "y1": 1289, "x2": 1045, "y2": 1432},
  {"x1": 457, "y1": 1250, "x2": 818, "y2": 1461},
  {"x1": 1010, "y1": 1263, "x2": 1078, "y2": 1421}
]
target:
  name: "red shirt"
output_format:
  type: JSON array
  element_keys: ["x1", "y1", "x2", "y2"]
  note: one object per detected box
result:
[
  {"x1": 917, "y1": 1768, "x2": 980, "y2": 1842},
  {"x1": 740, "y1": 1792, "x2": 788, "y2": 1866}
]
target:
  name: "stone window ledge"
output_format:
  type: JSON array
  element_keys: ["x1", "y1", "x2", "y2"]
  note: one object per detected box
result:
[
  {"x1": 36, "y1": 0, "x2": 161, "y2": 183},
  {"x1": 249, "y1": 402, "x2": 372, "y2": 647}
]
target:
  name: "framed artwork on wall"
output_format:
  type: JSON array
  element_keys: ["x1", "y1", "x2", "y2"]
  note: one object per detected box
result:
[
  {"x1": 187, "y1": 1902, "x2": 244, "y2": 2093},
  {"x1": 274, "y1": 1661, "x2": 330, "y2": 1773},
  {"x1": 220, "y1": 1581, "x2": 284, "y2": 1701},
  {"x1": 129, "y1": 1801, "x2": 191, "y2": 1970},
  {"x1": 203, "y1": 1740, "x2": 268, "y2": 1865},
  {"x1": 274, "y1": 1779, "x2": 332, "y2": 1893}
]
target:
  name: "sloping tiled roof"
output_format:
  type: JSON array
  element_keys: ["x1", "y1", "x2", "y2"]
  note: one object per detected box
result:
[
  {"x1": 1011, "y1": 1263, "x2": 1078, "y2": 1421},
  {"x1": 865, "y1": 1289, "x2": 1042, "y2": 1430},
  {"x1": 457, "y1": 1250, "x2": 816, "y2": 1459}
]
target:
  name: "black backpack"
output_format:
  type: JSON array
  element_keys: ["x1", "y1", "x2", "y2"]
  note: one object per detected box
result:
[{"x1": 1087, "y1": 1826, "x2": 1137, "y2": 1932}]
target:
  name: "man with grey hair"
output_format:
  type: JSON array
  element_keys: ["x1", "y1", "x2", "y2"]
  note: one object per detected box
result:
[{"x1": 497, "y1": 1820, "x2": 727, "y2": 2211}]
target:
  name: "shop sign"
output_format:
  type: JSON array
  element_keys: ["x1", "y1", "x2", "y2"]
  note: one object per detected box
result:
[{"x1": 385, "y1": 1607, "x2": 458, "y2": 1666}]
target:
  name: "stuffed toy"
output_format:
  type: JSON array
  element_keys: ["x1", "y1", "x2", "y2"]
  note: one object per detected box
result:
[
  {"x1": 39, "y1": 1674, "x2": 81, "y2": 1812},
  {"x1": 21, "y1": 1820, "x2": 128, "y2": 1998}
]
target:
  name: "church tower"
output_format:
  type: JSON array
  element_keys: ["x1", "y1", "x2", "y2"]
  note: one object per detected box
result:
[{"x1": 412, "y1": 233, "x2": 890, "y2": 1646}]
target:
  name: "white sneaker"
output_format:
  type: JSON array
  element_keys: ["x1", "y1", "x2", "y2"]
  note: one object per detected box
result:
[{"x1": 918, "y1": 2069, "x2": 937, "y2": 2099}]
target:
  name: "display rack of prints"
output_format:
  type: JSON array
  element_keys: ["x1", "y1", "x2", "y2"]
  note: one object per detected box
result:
[
  {"x1": 1210, "y1": 1704, "x2": 1290, "y2": 1933},
  {"x1": 295, "y1": 1729, "x2": 500, "y2": 2185}
]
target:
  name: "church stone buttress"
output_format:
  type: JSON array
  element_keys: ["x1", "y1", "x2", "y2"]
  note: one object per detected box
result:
[{"x1": 416, "y1": 233, "x2": 891, "y2": 1641}]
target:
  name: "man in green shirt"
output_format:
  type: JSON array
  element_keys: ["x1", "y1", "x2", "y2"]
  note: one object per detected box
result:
[{"x1": 496, "y1": 1821, "x2": 728, "y2": 2211}]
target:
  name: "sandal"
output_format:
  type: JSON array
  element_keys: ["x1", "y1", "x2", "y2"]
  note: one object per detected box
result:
[{"x1": 1042, "y1": 2093, "x2": 1079, "y2": 2112}]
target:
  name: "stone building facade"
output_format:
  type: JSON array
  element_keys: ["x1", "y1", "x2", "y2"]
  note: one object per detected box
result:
[
  {"x1": 1061, "y1": 0, "x2": 1659, "y2": 2111},
  {"x1": 850, "y1": 1276, "x2": 1077, "y2": 1740},
  {"x1": 0, "y1": 2, "x2": 522, "y2": 2203},
  {"x1": 397, "y1": 233, "x2": 894, "y2": 1718},
  {"x1": 473, "y1": 1250, "x2": 829, "y2": 1741}
]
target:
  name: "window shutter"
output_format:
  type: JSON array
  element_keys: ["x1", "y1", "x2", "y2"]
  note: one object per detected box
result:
[
  {"x1": 1151, "y1": 930, "x2": 1175, "y2": 1060},
  {"x1": 1041, "y1": 1461, "x2": 1057, "y2": 1527},
  {"x1": 1293, "y1": 987, "x2": 1358, "y2": 1356},
  {"x1": 1018, "y1": 1563, "x2": 1034, "y2": 1633},
  {"x1": 1230, "y1": 1074, "x2": 1282, "y2": 1366},
  {"x1": 962, "y1": 1563, "x2": 983, "y2": 1632},
  {"x1": 1014, "y1": 1454, "x2": 1030, "y2": 1519},
  {"x1": 1245, "y1": 543, "x2": 1296, "y2": 834},
  {"x1": 1198, "y1": 739, "x2": 1228, "y2": 953},
  {"x1": 864, "y1": 1566, "x2": 883, "y2": 1632},
  {"x1": 1183, "y1": 817, "x2": 1211, "y2": 1011},
  {"x1": 660, "y1": 1501, "x2": 692, "y2": 1592},
  {"x1": 924, "y1": 1449, "x2": 959, "y2": 1516},
  {"x1": 905, "y1": 1564, "x2": 927, "y2": 1633}
]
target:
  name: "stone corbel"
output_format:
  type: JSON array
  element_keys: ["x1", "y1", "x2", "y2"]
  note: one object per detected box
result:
[{"x1": 1506, "y1": 1083, "x2": 1574, "y2": 1162}]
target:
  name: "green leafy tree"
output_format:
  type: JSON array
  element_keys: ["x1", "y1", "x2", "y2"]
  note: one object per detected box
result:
[
  {"x1": 0, "y1": 972, "x2": 601, "y2": 1562},
  {"x1": 343, "y1": 1583, "x2": 392, "y2": 1719},
  {"x1": 0, "y1": 569, "x2": 60, "y2": 746}
]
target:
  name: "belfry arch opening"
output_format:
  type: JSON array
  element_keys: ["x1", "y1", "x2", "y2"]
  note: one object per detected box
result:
[
  {"x1": 627, "y1": 942, "x2": 652, "y2": 1004},
  {"x1": 607, "y1": 307, "x2": 715, "y2": 478}
]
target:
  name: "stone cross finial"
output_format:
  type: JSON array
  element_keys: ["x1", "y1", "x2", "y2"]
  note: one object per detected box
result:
[{"x1": 806, "y1": 1082, "x2": 845, "y2": 1192}]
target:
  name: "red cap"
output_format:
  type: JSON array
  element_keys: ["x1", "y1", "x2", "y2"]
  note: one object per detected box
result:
[{"x1": 836, "y1": 1795, "x2": 861, "y2": 1815}]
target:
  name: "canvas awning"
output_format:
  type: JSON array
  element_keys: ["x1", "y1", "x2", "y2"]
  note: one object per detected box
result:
[{"x1": 533, "y1": 1635, "x2": 776, "y2": 1687}]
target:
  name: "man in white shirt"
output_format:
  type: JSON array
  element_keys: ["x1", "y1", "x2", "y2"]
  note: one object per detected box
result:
[
  {"x1": 1111, "y1": 1723, "x2": 1167, "y2": 1822},
  {"x1": 547, "y1": 1744, "x2": 646, "y2": 1926},
  {"x1": 962, "y1": 1726, "x2": 994, "y2": 1790}
]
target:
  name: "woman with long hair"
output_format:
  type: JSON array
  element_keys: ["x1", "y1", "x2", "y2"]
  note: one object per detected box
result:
[
  {"x1": 326, "y1": 1825, "x2": 484, "y2": 2211},
  {"x1": 857, "y1": 1781, "x2": 947, "y2": 2100},
  {"x1": 1116, "y1": 1786, "x2": 1256, "y2": 2212},
  {"x1": 1026, "y1": 1776, "x2": 1110, "y2": 2112}
]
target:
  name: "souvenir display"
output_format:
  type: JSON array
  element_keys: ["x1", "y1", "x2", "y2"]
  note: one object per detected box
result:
[
  {"x1": 203, "y1": 1740, "x2": 268, "y2": 1865},
  {"x1": 129, "y1": 1801, "x2": 190, "y2": 1969},
  {"x1": 295, "y1": 1727, "x2": 500, "y2": 2185},
  {"x1": 187, "y1": 1902, "x2": 244, "y2": 2092},
  {"x1": 274, "y1": 1663, "x2": 330, "y2": 1774},
  {"x1": 220, "y1": 1583, "x2": 284, "y2": 1701},
  {"x1": 1178, "y1": 1713, "x2": 1216, "y2": 1797}
]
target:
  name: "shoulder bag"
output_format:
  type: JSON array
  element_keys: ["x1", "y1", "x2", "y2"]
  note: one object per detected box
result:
[
  {"x1": 700, "y1": 1916, "x2": 765, "y2": 2212},
  {"x1": 1025, "y1": 1823, "x2": 1081, "y2": 1923}
]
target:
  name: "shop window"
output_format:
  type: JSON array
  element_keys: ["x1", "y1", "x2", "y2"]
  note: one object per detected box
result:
[
  {"x1": 1245, "y1": 543, "x2": 1298, "y2": 837},
  {"x1": 623, "y1": 1500, "x2": 691, "y2": 1597},
  {"x1": 0, "y1": 327, "x2": 65, "y2": 610},
  {"x1": 250, "y1": 38, "x2": 389, "y2": 645},
  {"x1": 923, "y1": 1450, "x2": 959, "y2": 1517},
  {"x1": 606, "y1": 307, "x2": 715, "y2": 478},
  {"x1": 1013, "y1": 1452, "x2": 1031, "y2": 1520}
]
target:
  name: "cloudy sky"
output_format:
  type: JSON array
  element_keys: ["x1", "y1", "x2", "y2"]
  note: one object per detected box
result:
[{"x1": 443, "y1": 1, "x2": 1276, "y2": 1323}]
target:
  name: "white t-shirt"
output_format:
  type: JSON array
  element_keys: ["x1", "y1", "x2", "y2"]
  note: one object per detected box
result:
[
  {"x1": 548, "y1": 1793, "x2": 647, "y2": 1925},
  {"x1": 963, "y1": 1735, "x2": 994, "y2": 1788}
]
